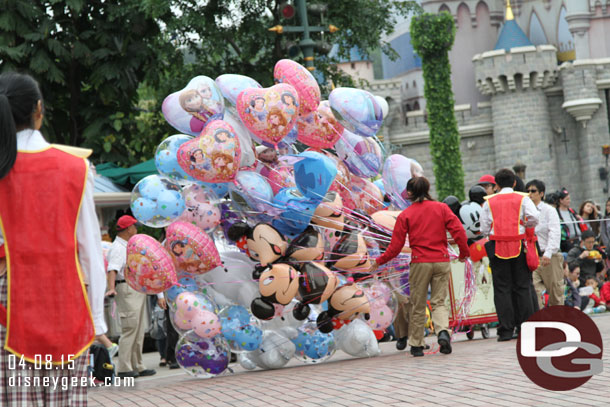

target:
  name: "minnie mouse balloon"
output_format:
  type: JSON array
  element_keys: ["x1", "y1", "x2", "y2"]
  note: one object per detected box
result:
[
  {"x1": 162, "y1": 76, "x2": 225, "y2": 136},
  {"x1": 177, "y1": 120, "x2": 241, "y2": 183},
  {"x1": 329, "y1": 88, "x2": 383, "y2": 137},
  {"x1": 274, "y1": 59, "x2": 321, "y2": 116},
  {"x1": 125, "y1": 234, "x2": 177, "y2": 294},
  {"x1": 165, "y1": 221, "x2": 221, "y2": 274},
  {"x1": 296, "y1": 101, "x2": 343, "y2": 149},
  {"x1": 236, "y1": 84, "x2": 299, "y2": 148}
]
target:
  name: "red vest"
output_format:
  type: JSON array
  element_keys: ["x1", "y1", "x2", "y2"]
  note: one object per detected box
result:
[
  {"x1": 0, "y1": 147, "x2": 94, "y2": 363},
  {"x1": 487, "y1": 192, "x2": 526, "y2": 259}
]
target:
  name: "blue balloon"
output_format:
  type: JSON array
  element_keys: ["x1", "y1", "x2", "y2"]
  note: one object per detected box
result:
[
  {"x1": 272, "y1": 187, "x2": 316, "y2": 236},
  {"x1": 157, "y1": 189, "x2": 186, "y2": 218},
  {"x1": 138, "y1": 177, "x2": 165, "y2": 200},
  {"x1": 166, "y1": 284, "x2": 186, "y2": 301},
  {"x1": 293, "y1": 151, "x2": 337, "y2": 201},
  {"x1": 221, "y1": 323, "x2": 263, "y2": 352},
  {"x1": 155, "y1": 135, "x2": 196, "y2": 182},
  {"x1": 215, "y1": 74, "x2": 262, "y2": 108},
  {"x1": 223, "y1": 305, "x2": 251, "y2": 325},
  {"x1": 202, "y1": 182, "x2": 229, "y2": 198},
  {"x1": 228, "y1": 171, "x2": 274, "y2": 214},
  {"x1": 131, "y1": 197, "x2": 157, "y2": 222},
  {"x1": 291, "y1": 329, "x2": 335, "y2": 361},
  {"x1": 178, "y1": 276, "x2": 198, "y2": 292}
]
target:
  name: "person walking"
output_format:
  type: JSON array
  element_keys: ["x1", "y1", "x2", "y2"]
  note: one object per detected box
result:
[
  {"x1": 0, "y1": 72, "x2": 106, "y2": 404},
  {"x1": 371, "y1": 177, "x2": 470, "y2": 357},
  {"x1": 480, "y1": 169, "x2": 539, "y2": 342},
  {"x1": 525, "y1": 179, "x2": 564, "y2": 308},
  {"x1": 106, "y1": 215, "x2": 156, "y2": 378}
]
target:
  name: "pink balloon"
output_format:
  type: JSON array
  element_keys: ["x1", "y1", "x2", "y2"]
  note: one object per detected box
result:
[
  {"x1": 274, "y1": 59, "x2": 321, "y2": 117},
  {"x1": 165, "y1": 222, "x2": 221, "y2": 274},
  {"x1": 351, "y1": 176, "x2": 384, "y2": 215},
  {"x1": 266, "y1": 163, "x2": 295, "y2": 195},
  {"x1": 176, "y1": 292, "x2": 200, "y2": 319},
  {"x1": 236, "y1": 84, "x2": 299, "y2": 148},
  {"x1": 297, "y1": 101, "x2": 343, "y2": 149},
  {"x1": 173, "y1": 310, "x2": 194, "y2": 330},
  {"x1": 366, "y1": 305, "x2": 394, "y2": 331},
  {"x1": 192, "y1": 310, "x2": 222, "y2": 339},
  {"x1": 177, "y1": 120, "x2": 241, "y2": 183},
  {"x1": 125, "y1": 235, "x2": 177, "y2": 294}
]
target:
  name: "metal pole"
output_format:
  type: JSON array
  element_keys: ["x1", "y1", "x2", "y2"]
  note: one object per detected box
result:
[{"x1": 296, "y1": 0, "x2": 316, "y2": 71}]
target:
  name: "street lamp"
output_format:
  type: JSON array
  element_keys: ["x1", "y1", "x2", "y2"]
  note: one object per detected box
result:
[{"x1": 269, "y1": 0, "x2": 338, "y2": 71}]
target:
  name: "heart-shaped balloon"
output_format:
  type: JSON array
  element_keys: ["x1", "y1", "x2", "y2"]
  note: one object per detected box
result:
[
  {"x1": 165, "y1": 221, "x2": 221, "y2": 274},
  {"x1": 382, "y1": 154, "x2": 423, "y2": 210},
  {"x1": 162, "y1": 76, "x2": 225, "y2": 136},
  {"x1": 177, "y1": 120, "x2": 241, "y2": 183},
  {"x1": 125, "y1": 234, "x2": 177, "y2": 294},
  {"x1": 335, "y1": 129, "x2": 383, "y2": 178},
  {"x1": 329, "y1": 87, "x2": 383, "y2": 137},
  {"x1": 297, "y1": 101, "x2": 343, "y2": 149},
  {"x1": 236, "y1": 84, "x2": 299, "y2": 147},
  {"x1": 351, "y1": 176, "x2": 384, "y2": 215},
  {"x1": 215, "y1": 74, "x2": 262, "y2": 114},
  {"x1": 274, "y1": 59, "x2": 321, "y2": 117}
]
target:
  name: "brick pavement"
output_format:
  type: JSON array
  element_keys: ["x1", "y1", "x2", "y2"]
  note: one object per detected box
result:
[{"x1": 89, "y1": 314, "x2": 610, "y2": 406}]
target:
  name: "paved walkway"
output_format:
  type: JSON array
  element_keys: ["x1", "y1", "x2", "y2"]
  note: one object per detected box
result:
[{"x1": 90, "y1": 314, "x2": 610, "y2": 406}]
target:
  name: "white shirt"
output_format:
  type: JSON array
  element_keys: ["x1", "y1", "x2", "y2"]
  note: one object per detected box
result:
[
  {"x1": 480, "y1": 187, "x2": 539, "y2": 236},
  {"x1": 0, "y1": 129, "x2": 107, "y2": 335},
  {"x1": 535, "y1": 201, "x2": 561, "y2": 258},
  {"x1": 106, "y1": 236, "x2": 128, "y2": 280}
]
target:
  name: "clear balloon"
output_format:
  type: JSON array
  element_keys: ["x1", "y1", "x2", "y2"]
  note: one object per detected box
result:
[
  {"x1": 335, "y1": 319, "x2": 380, "y2": 357},
  {"x1": 219, "y1": 305, "x2": 263, "y2": 353},
  {"x1": 291, "y1": 322, "x2": 336, "y2": 364},
  {"x1": 176, "y1": 184, "x2": 220, "y2": 233},
  {"x1": 155, "y1": 134, "x2": 196, "y2": 184},
  {"x1": 382, "y1": 154, "x2": 424, "y2": 210},
  {"x1": 130, "y1": 175, "x2": 185, "y2": 228},
  {"x1": 246, "y1": 330, "x2": 296, "y2": 369},
  {"x1": 215, "y1": 74, "x2": 262, "y2": 114},
  {"x1": 175, "y1": 332, "x2": 230, "y2": 378},
  {"x1": 162, "y1": 76, "x2": 225, "y2": 136},
  {"x1": 228, "y1": 171, "x2": 274, "y2": 216},
  {"x1": 335, "y1": 130, "x2": 383, "y2": 178}
]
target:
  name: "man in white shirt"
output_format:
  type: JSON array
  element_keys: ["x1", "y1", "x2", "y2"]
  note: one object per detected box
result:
[
  {"x1": 480, "y1": 169, "x2": 539, "y2": 342},
  {"x1": 525, "y1": 180, "x2": 564, "y2": 308},
  {"x1": 107, "y1": 215, "x2": 156, "y2": 378}
]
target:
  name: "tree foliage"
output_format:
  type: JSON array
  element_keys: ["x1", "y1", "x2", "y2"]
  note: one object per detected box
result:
[
  {"x1": 410, "y1": 11, "x2": 465, "y2": 201},
  {"x1": 0, "y1": 0, "x2": 418, "y2": 167}
]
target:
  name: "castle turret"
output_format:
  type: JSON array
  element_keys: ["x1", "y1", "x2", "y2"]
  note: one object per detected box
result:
[{"x1": 473, "y1": 1, "x2": 559, "y2": 185}]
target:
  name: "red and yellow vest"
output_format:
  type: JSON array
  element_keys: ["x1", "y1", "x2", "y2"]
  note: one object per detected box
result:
[
  {"x1": 0, "y1": 146, "x2": 94, "y2": 363},
  {"x1": 486, "y1": 192, "x2": 527, "y2": 259}
]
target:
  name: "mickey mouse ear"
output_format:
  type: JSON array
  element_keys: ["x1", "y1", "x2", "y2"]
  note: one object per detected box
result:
[
  {"x1": 251, "y1": 298, "x2": 275, "y2": 320},
  {"x1": 316, "y1": 311, "x2": 334, "y2": 333}
]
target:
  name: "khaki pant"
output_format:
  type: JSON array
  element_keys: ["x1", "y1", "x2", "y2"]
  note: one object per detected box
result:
[
  {"x1": 408, "y1": 262, "x2": 450, "y2": 347},
  {"x1": 533, "y1": 252, "x2": 565, "y2": 309},
  {"x1": 393, "y1": 294, "x2": 411, "y2": 339},
  {"x1": 116, "y1": 283, "x2": 148, "y2": 373}
]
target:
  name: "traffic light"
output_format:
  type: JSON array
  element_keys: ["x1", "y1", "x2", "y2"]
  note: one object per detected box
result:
[
  {"x1": 284, "y1": 41, "x2": 301, "y2": 58},
  {"x1": 279, "y1": 2, "x2": 296, "y2": 20}
]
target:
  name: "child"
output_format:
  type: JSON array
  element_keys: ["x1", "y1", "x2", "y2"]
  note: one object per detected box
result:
[{"x1": 582, "y1": 277, "x2": 607, "y2": 314}]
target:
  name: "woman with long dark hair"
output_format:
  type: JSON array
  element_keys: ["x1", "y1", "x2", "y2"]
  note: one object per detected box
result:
[
  {"x1": 370, "y1": 177, "x2": 470, "y2": 357},
  {"x1": 0, "y1": 72, "x2": 106, "y2": 404}
]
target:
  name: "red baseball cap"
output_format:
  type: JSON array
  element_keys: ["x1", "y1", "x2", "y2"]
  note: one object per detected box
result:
[
  {"x1": 478, "y1": 174, "x2": 496, "y2": 185},
  {"x1": 116, "y1": 215, "x2": 138, "y2": 231}
]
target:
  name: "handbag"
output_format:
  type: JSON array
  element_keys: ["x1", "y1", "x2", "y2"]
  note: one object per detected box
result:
[{"x1": 524, "y1": 227, "x2": 539, "y2": 272}]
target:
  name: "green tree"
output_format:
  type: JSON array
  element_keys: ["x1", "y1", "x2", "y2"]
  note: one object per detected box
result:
[
  {"x1": 411, "y1": 12, "x2": 465, "y2": 201},
  {"x1": 0, "y1": 0, "x2": 419, "y2": 167}
]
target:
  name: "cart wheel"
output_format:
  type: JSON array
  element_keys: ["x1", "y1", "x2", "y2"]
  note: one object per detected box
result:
[
  {"x1": 481, "y1": 324, "x2": 490, "y2": 339},
  {"x1": 466, "y1": 326, "x2": 474, "y2": 340}
]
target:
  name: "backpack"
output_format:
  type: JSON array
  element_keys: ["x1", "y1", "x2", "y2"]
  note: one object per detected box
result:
[
  {"x1": 149, "y1": 305, "x2": 167, "y2": 340},
  {"x1": 89, "y1": 344, "x2": 114, "y2": 383}
]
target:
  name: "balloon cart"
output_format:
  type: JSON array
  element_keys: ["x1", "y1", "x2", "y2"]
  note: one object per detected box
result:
[{"x1": 447, "y1": 242, "x2": 498, "y2": 340}]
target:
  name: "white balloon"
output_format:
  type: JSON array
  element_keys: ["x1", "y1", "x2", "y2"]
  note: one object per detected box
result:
[
  {"x1": 237, "y1": 353, "x2": 258, "y2": 370},
  {"x1": 195, "y1": 251, "x2": 259, "y2": 308},
  {"x1": 374, "y1": 95, "x2": 389, "y2": 118},
  {"x1": 247, "y1": 330, "x2": 296, "y2": 369},
  {"x1": 335, "y1": 319, "x2": 380, "y2": 358},
  {"x1": 261, "y1": 301, "x2": 305, "y2": 340},
  {"x1": 223, "y1": 110, "x2": 256, "y2": 168},
  {"x1": 459, "y1": 201, "x2": 482, "y2": 240}
]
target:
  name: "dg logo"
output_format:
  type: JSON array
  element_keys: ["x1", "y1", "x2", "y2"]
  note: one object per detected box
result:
[{"x1": 517, "y1": 306, "x2": 604, "y2": 391}]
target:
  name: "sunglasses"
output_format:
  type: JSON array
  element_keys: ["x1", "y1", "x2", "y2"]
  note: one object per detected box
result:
[{"x1": 527, "y1": 189, "x2": 538, "y2": 193}]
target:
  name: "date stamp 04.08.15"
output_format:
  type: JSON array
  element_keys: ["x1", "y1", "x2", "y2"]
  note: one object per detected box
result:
[{"x1": 7, "y1": 353, "x2": 135, "y2": 389}]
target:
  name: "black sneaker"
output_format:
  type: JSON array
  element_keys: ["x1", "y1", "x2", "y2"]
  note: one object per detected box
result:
[
  {"x1": 410, "y1": 346, "x2": 424, "y2": 357},
  {"x1": 137, "y1": 369, "x2": 156, "y2": 377},
  {"x1": 396, "y1": 337, "x2": 408, "y2": 351},
  {"x1": 117, "y1": 371, "x2": 138, "y2": 378},
  {"x1": 438, "y1": 330, "x2": 452, "y2": 355},
  {"x1": 169, "y1": 362, "x2": 180, "y2": 369}
]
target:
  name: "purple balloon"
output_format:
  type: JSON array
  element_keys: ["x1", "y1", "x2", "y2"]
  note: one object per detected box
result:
[
  {"x1": 176, "y1": 336, "x2": 229, "y2": 377},
  {"x1": 329, "y1": 88, "x2": 383, "y2": 137}
]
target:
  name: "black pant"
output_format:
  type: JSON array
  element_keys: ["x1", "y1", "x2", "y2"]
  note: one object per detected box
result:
[
  {"x1": 486, "y1": 241, "x2": 536, "y2": 338},
  {"x1": 164, "y1": 307, "x2": 179, "y2": 364}
]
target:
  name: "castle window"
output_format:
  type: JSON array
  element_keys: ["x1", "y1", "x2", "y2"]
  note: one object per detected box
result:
[{"x1": 351, "y1": 62, "x2": 356, "y2": 70}]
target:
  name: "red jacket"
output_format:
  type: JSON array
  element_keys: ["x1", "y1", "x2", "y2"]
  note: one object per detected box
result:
[
  {"x1": 376, "y1": 200, "x2": 470, "y2": 265},
  {"x1": 600, "y1": 282, "x2": 610, "y2": 304}
]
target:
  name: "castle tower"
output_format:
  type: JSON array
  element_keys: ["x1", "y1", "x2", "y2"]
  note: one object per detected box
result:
[{"x1": 473, "y1": 1, "x2": 559, "y2": 185}]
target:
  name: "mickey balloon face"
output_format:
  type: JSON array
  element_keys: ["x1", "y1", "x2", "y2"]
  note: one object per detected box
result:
[
  {"x1": 177, "y1": 120, "x2": 241, "y2": 183},
  {"x1": 459, "y1": 201, "x2": 482, "y2": 239},
  {"x1": 162, "y1": 76, "x2": 225, "y2": 136},
  {"x1": 329, "y1": 233, "x2": 372, "y2": 274},
  {"x1": 237, "y1": 84, "x2": 299, "y2": 148},
  {"x1": 258, "y1": 263, "x2": 300, "y2": 305},
  {"x1": 285, "y1": 226, "x2": 325, "y2": 262},
  {"x1": 227, "y1": 222, "x2": 287, "y2": 266},
  {"x1": 298, "y1": 262, "x2": 339, "y2": 305},
  {"x1": 312, "y1": 191, "x2": 344, "y2": 232}
]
